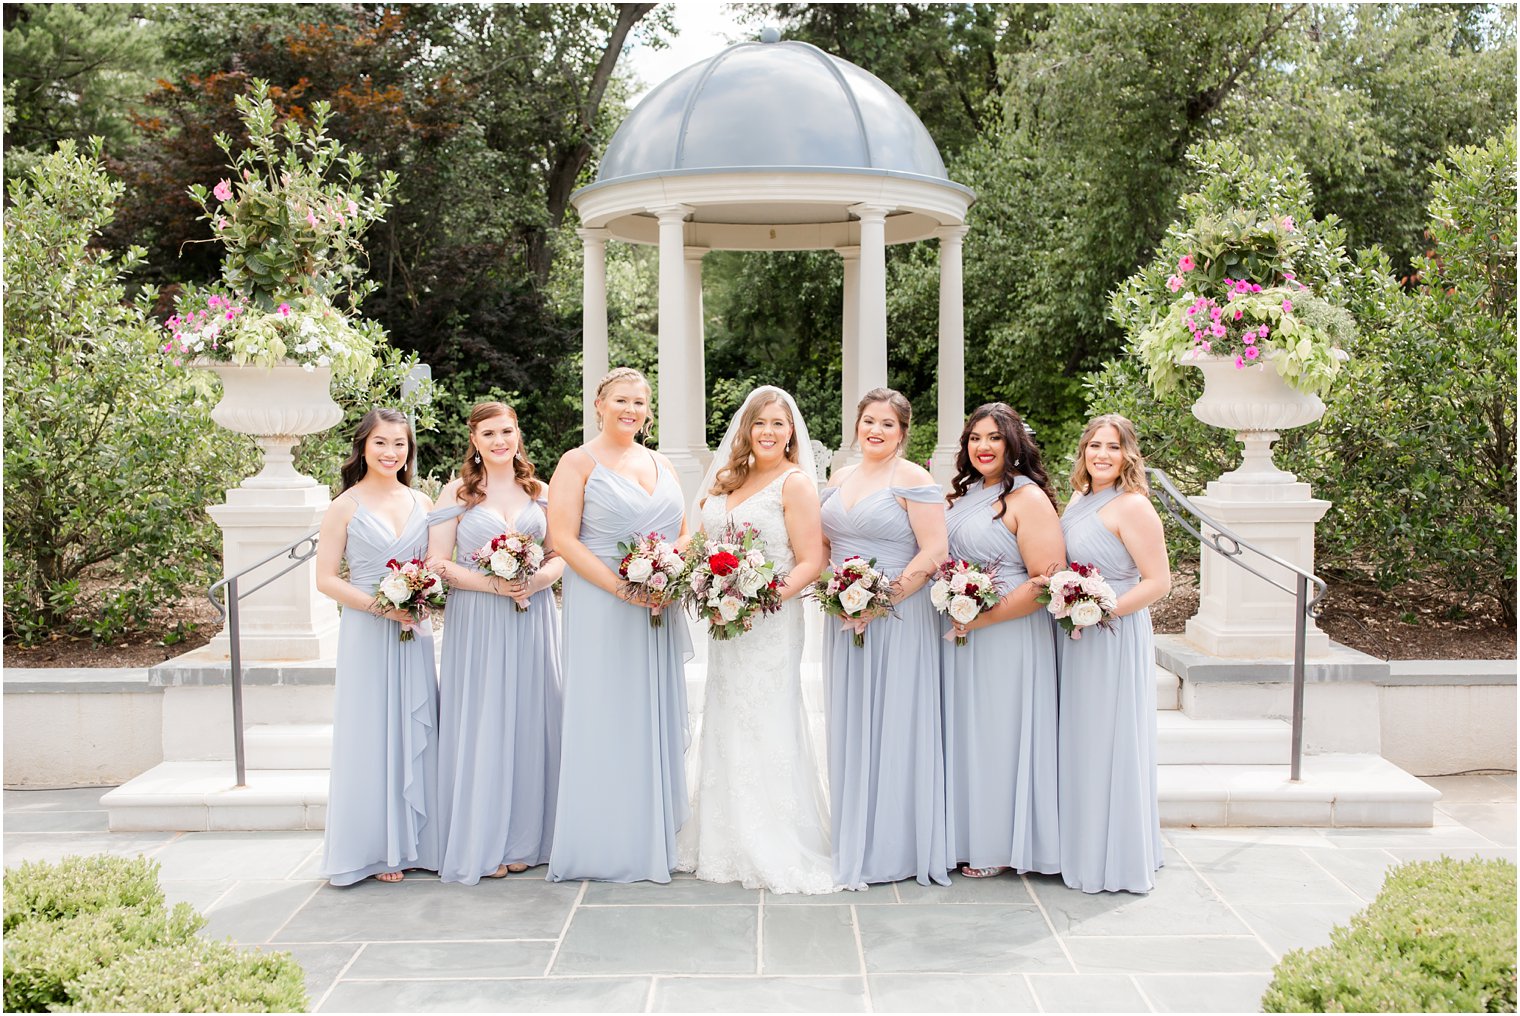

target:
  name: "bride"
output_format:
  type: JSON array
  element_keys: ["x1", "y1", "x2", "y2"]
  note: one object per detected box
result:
[{"x1": 676, "y1": 386, "x2": 837, "y2": 894}]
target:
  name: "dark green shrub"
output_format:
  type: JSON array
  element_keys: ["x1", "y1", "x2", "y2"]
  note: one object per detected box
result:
[
  {"x1": 3, "y1": 904, "x2": 203, "y2": 1012},
  {"x1": 62, "y1": 938, "x2": 309, "y2": 1013},
  {"x1": 1262, "y1": 857, "x2": 1517, "y2": 1013},
  {"x1": 2, "y1": 855, "x2": 164, "y2": 931}
]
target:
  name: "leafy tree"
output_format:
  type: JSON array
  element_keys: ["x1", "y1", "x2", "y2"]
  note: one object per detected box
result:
[{"x1": 2, "y1": 140, "x2": 254, "y2": 644}]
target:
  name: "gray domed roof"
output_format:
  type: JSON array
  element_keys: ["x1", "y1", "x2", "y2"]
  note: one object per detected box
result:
[{"x1": 595, "y1": 39, "x2": 949, "y2": 184}]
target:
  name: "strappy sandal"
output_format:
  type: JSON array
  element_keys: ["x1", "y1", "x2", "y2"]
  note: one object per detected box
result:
[
  {"x1": 375, "y1": 870, "x2": 404, "y2": 883},
  {"x1": 961, "y1": 865, "x2": 1011, "y2": 879}
]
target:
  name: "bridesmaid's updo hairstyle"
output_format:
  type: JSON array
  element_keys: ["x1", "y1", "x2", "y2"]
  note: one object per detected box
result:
[
  {"x1": 1070, "y1": 413, "x2": 1149, "y2": 496},
  {"x1": 948, "y1": 403, "x2": 1057, "y2": 516},
  {"x1": 339, "y1": 408, "x2": 415, "y2": 491},
  {"x1": 711, "y1": 389, "x2": 799, "y2": 497},
  {"x1": 594, "y1": 366, "x2": 654, "y2": 439},
  {"x1": 852, "y1": 387, "x2": 913, "y2": 455},
  {"x1": 458, "y1": 401, "x2": 543, "y2": 507}
]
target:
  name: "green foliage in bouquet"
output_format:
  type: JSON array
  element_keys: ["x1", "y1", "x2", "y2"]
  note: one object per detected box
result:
[{"x1": 1261, "y1": 857, "x2": 1516, "y2": 1013}]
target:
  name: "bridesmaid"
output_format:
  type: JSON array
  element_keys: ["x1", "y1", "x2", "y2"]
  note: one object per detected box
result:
[
  {"x1": 820, "y1": 387, "x2": 951, "y2": 888},
  {"x1": 546, "y1": 367, "x2": 692, "y2": 883},
  {"x1": 428, "y1": 401, "x2": 566, "y2": 884},
  {"x1": 942, "y1": 403, "x2": 1065, "y2": 879},
  {"x1": 1056, "y1": 413, "x2": 1170, "y2": 893},
  {"x1": 315, "y1": 408, "x2": 440, "y2": 885}
]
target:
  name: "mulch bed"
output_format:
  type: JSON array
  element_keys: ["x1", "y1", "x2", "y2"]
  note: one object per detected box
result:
[{"x1": 5, "y1": 564, "x2": 1513, "y2": 668}]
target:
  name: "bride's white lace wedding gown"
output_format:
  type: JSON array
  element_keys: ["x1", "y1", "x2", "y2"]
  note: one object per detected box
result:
[{"x1": 677, "y1": 468, "x2": 837, "y2": 894}]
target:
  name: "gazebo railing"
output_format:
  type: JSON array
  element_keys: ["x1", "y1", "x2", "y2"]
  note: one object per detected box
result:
[
  {"x1": 206, "y1": 529, "x2": 321, "y2": 788},
  {"x1": 1148, "y1": 467, "x2": 1327, "y2": 781}
]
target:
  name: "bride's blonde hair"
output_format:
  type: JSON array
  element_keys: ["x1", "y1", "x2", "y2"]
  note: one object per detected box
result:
[{"x1": 710, "y1": 392, "x2": 799, "y2": 497}]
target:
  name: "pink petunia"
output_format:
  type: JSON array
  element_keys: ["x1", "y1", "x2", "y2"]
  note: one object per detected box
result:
[
  {"x1": 347, "y1": 199, "x2": 358, "y2": 216},
  {"x1": 1245, "y1": 346, "x2": 1260, "y2": 360},
  {"x1": 306, "y1": 210, "x2": 318, "y2": 229},
  {"x1": 1281, "y1": 215, "x2": 1295, "y2": 232},
  {"x1": 1178, "y1": 255, "x2": 1195, "y2": 273},
  {"x1": 1282, "y1": 298, "x2": 1293, "y2": 313},
  {"x1": 278, "y1": 303, "x2": 291, "y2": 317},
  {"x1": 1233, "y1": 308, "x2": 1243, "y2": 320},
  {"x1": 1167, "y1": 275, "x2": 1184, "y2": 292},
  {"x1": 1210, "y1": 322, "x2": 1226, "y2": 337},
  {"x1": 1234, "y1": 355, "x2": 1245, "y2": 368},
  {"x1": 213, "y1": 179, "x2": 233, "y2": 202},
  {"x1": 1201, "y1": 340, "x2": 1212, "y2": 352}
]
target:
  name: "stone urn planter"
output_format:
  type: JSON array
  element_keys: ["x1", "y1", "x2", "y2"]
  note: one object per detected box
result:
[
  {"x1": 1184, "y1": 353, "x2": 1326, "y2": 489},
  {"x1": 197, "y1": 361, "x2": 343, "y2": 489}
]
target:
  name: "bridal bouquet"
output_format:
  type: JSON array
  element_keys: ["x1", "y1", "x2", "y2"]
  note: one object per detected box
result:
[
  {"x1": 812, "y1": 556, "x2": 895, "y2": 648},
  {"x1": 1037, "y1": 561, "x2": 1117, "y2": 639},
  {"x1": 930, "y1": 559, "x2": 1002, "y2": 647},
  {"x1": 469, "y1": 530, "x2": 545, "y2": 612},
  {"x1": 617, "y1": 532, "x2": 686, "y2": 628},
  {"x1": 683, "y1": 522, "x2": 783, "y2": 641},
  {"x1": 373, "y1": 558, "x2": 447, "y2": 642}
]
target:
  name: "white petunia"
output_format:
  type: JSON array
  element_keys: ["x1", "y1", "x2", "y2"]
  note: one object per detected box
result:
[{"x1": 948, "y1": 594, "x2": 980, "y2": 625}]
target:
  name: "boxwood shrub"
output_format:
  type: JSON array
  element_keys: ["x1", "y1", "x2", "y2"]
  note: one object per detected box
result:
[
  {"x1": 1262, "y1": 857, "x2": 1516, "y2": 1013},
  {"x1": 2, "y1": 855, "x2": 308, "y2": 1013}
]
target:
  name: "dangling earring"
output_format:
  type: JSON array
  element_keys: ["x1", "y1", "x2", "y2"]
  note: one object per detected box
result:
[
  {"x1": 473, "y1": 450, "x2": 481, "y2": 465},
  {"x1": 1013, "y1": 458, "x2": 1021, "y2": 467}
]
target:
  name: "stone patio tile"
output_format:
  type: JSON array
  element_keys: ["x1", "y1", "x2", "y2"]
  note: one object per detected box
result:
[
  {"x1": 582, "y1": 876, "x2": 761, "y2": 906},
  {"x1": 552, "y1": 904, "x2": 757, "y2": 975},
  {"x1": 765, "y1": 884, "x2": 900, "y2": 905},
  {"x1": 652, "y1": 975, "x2": 867, "y2": 1013},
  {"x1": 1173, "y1": 845, "x2": 1361, "y2": 906},
  {"x1": 1318, "y1": 821, "x2": 1501, "y2": 850},
  {"x1": 1028, "y1": 973, "x2": 1148, "y2": 1013},
  {"x1": 1384, "y1": 846, "x2": 1516, "y2": 864},
  {"x1": 855, "y1": 904, "x2": 1068, "y2": 974},
  {"x1": 3, "y1": 810, "x2": 111, "y2": 832},
  {"x1": 1166, "y1": 827, "x2": 1331, "y2": 849},
  {"x1": 1230, "y1": 902, "x2": 1363, "y2": 959},
  {"x1": 3, "y1": 830, "x2": 177, "y2": 867},
  {"x1": 317, "y1": 976, "x2": 650, "y2": 1013},
  {"x1": 896, "y1": 870, "x2": 1037, "y2": 904},
  {"x1": 1304, "y1": 847, "x2": 1400, "y2": 902},
  {"x1": 152, "y1": 830, "x2": 322, "y2": 881},
  {"x1": 346, "y1": 941, "x2": 556, "y2": 979},
  {"x1": 761, "y1": 904, "x2": 859, "y2": 975},
  {"x1": 3, "y1": 788, "x2": 112, "y2": 812},
  {"x1": 1421, "y1": 774, "x2": 1516, "y2": 803},
  {"x1": 261, "y1": 943, "x2": 359, "y2": 1004},
  {"x1": 1028, "y1": 865, "x2": 1248, "y2": 937},
  {"x1": 1136, "y1": 972, "x2": 1273, "y2": 1013},
  {"x1": 1434, "y1": 803, "x2": 1516, "y2": 846},
  {"x1": 868, "y1": 973, "x2": 1037, "y2": 1013},
  {"x1": 162, "y1": 878, "x2": 236, "y2": 912},
  {"x1": 287, "y1": 844, "x2": 327, "y2": 880},
  {"x1": 1065, "y1": 936, "x2": 1275, "y2": 975},
  {"x1": 202, "y1": 879, "x2": 321, "y2": 943},
  {"x1": 276, "y1": 877, "x2": 574, "y2": 943}
]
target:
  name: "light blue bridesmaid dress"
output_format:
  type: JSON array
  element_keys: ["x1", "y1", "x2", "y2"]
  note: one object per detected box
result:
[
  {"x1": 547, "y1": 450, "x2": 692, "y2": 883},
  {"x1": 430, "y1": 498, "x2": 562, "y2": 885},
  {"x1": 942, "y1": 477, "x2": 1061, "y2": 874},
  {"x1": 1057, "y1": 485, "x2": 1164, "y2": 893},
  {"x1": 819, "y1": 483, "x2": 951, "y2": 888},
  {"x1": 322, "y1": 495, "x2": 441, "y2": 886}
]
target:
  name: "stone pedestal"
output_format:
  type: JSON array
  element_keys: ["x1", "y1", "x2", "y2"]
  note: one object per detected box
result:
[{"x1": 205, "y1": 485, "x2": 339, "y2": 661}]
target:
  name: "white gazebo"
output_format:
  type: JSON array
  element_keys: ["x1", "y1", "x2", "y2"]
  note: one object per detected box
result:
[{"x1": 571, "y1": 32, "x2": 975, "y2": 498}]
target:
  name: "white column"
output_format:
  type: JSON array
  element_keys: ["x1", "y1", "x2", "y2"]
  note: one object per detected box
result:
[
  {"x1": 651, "y1": 203, "x2": 703, "y2": 502},
  {"x1": 578, "y1": 227, "x2": 609, "y2": 441},
  {"x1": 930, "y1": 225, "x2": 968, "y2": 488},
  {"x1": 832, "y1": 245, "x2": 861, "y2": 476},
  {"x1": 852, "y1": 204, "x2": 891, "y2": 397},
  {"x1": 685, "y1": 247, "x2": 711, "y2": 471}
]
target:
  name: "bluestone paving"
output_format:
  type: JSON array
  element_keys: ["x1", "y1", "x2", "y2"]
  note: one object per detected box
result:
[{"x1": 3, "y1": 773, "x2": 1512, "y2": 1012}]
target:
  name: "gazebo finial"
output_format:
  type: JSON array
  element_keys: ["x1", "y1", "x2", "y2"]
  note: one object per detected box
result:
[{"x1": 759, "y1": 25, "x2": 781, "y2": 44}]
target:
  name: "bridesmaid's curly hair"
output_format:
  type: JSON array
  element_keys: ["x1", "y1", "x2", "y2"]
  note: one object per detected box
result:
[
  {"x1": 947, "y1": 403, "x2": 1057, "y2": 517},
  {"x1": 339, "y1": 408, "x2": 414, "y2": 491},
  {"x1": 458, "y1": 401, "x2": 543, "y2": 506},
  {"x1": 1069, "y1": 413, "x2": 1150, "y2": 495}
]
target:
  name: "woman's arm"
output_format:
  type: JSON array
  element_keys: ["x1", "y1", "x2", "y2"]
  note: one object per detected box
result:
[
  {"x1": 546, "y1": 449, "x2": 626, "y2": 597},
  {"x1": 892, "y1": 463, "x2": 948, "y2": 602},
  {"x1": 315, "y1": 496, "x2": 410, "y2": 621},
  {"x1": 1113, "y1": 492, "x2": 1171, "y2": 616},
  {"x1": 955, "y1": 487, "x2": 1066, "y2": 633},
  {"x1": 777, "y1": 471, "x2": 824, "y2": 601}
]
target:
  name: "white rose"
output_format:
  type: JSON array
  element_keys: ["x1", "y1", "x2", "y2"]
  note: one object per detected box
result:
[
  {"x1": 1070, "y1": 600, "x2": 1104, "y2": 628},
  {"x1": 660, "y1": 549, "x2": 684, "y2": 572},
  {"x1": 950, "y1": 572, "x2": 969, "y2": 594},
  {"x1": 838, "y1": 580, "x2": 873, "y2": 616},
  {"x1": 624, "y1": 556, "x2": 654, "y2": 583},
  {"x1": 717, "y1": 595, "x2": 743, "y2": 622},
  {"x1": 929, "y1": 580, "x2": 952, "y2": 611},
  {"x1": 489, "y1": 548, "x2": 520, "y2": 579},
  {"x1": 526, "y1": 544, "x2": 544, "y2": 568},
  {"x1": 378, "y1": 573, "x2": 410, "y2": 606},
  {"x1": 735, "y1": 566, "x2": 765, "y2": 597},
  {"x1": 948, "y1": 594, "x2": 980, "y2": 625},
  {"x1": 745, "y1": 548, "x2": 765, "y2": 567}
]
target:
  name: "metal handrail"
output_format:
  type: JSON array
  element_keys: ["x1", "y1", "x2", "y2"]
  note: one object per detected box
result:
[
  {"x1": 207, "y1": 529, "x2": 321, "y2": 787},
  {"x1": 1148, "y1": 467, "x2": 1326, "y2": 781}
]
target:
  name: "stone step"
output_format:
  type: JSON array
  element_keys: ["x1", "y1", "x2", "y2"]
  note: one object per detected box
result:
[
  {"x1": 1155, "y1": 665, "x2": 1180, "y2": 710},
  {"x1": 104, "y1": 752, "x2": 1438, "y2": 832},
  {"x1": 1155, "y1": 712, "x2": 1288, "y2": 765},
  {"x1": 244, "y1": 724, "x2": 332, "y2": 770}
]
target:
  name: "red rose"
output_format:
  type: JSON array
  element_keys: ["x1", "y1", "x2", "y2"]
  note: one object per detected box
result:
[{"x1": 709, "y1": 551, "x2": 740, "y2": 576}]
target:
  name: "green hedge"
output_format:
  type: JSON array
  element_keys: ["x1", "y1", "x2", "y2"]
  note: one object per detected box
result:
[
  {"x1": 2, "y1": 855, "x2": 308, "y2": 1013},
  {"x1": 1262, "y1": 857, "x2": 1517, "y2": 1013}
]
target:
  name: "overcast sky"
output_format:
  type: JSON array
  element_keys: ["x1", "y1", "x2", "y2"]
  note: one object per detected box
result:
[{"x1": 625, "y1": 3, "x2": 756, "y2": 103}]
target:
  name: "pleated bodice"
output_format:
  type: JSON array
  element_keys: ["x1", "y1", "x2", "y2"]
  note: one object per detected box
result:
[
  {"x1": 1061, "y1": 486, "x2": 1139, "y2": 593},
  {"x1": 945, "y1": 478, "x2": 1034, "y2": 593},
  {"x1": 582, "y1": 461, "x2": 685, "y2": 563},
  {"x1": 819, "y1": 483, "x2": 944, "y2": 576},
  {"x1": 344, "y1": 496, "x2": 430, "y2": 588}
]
